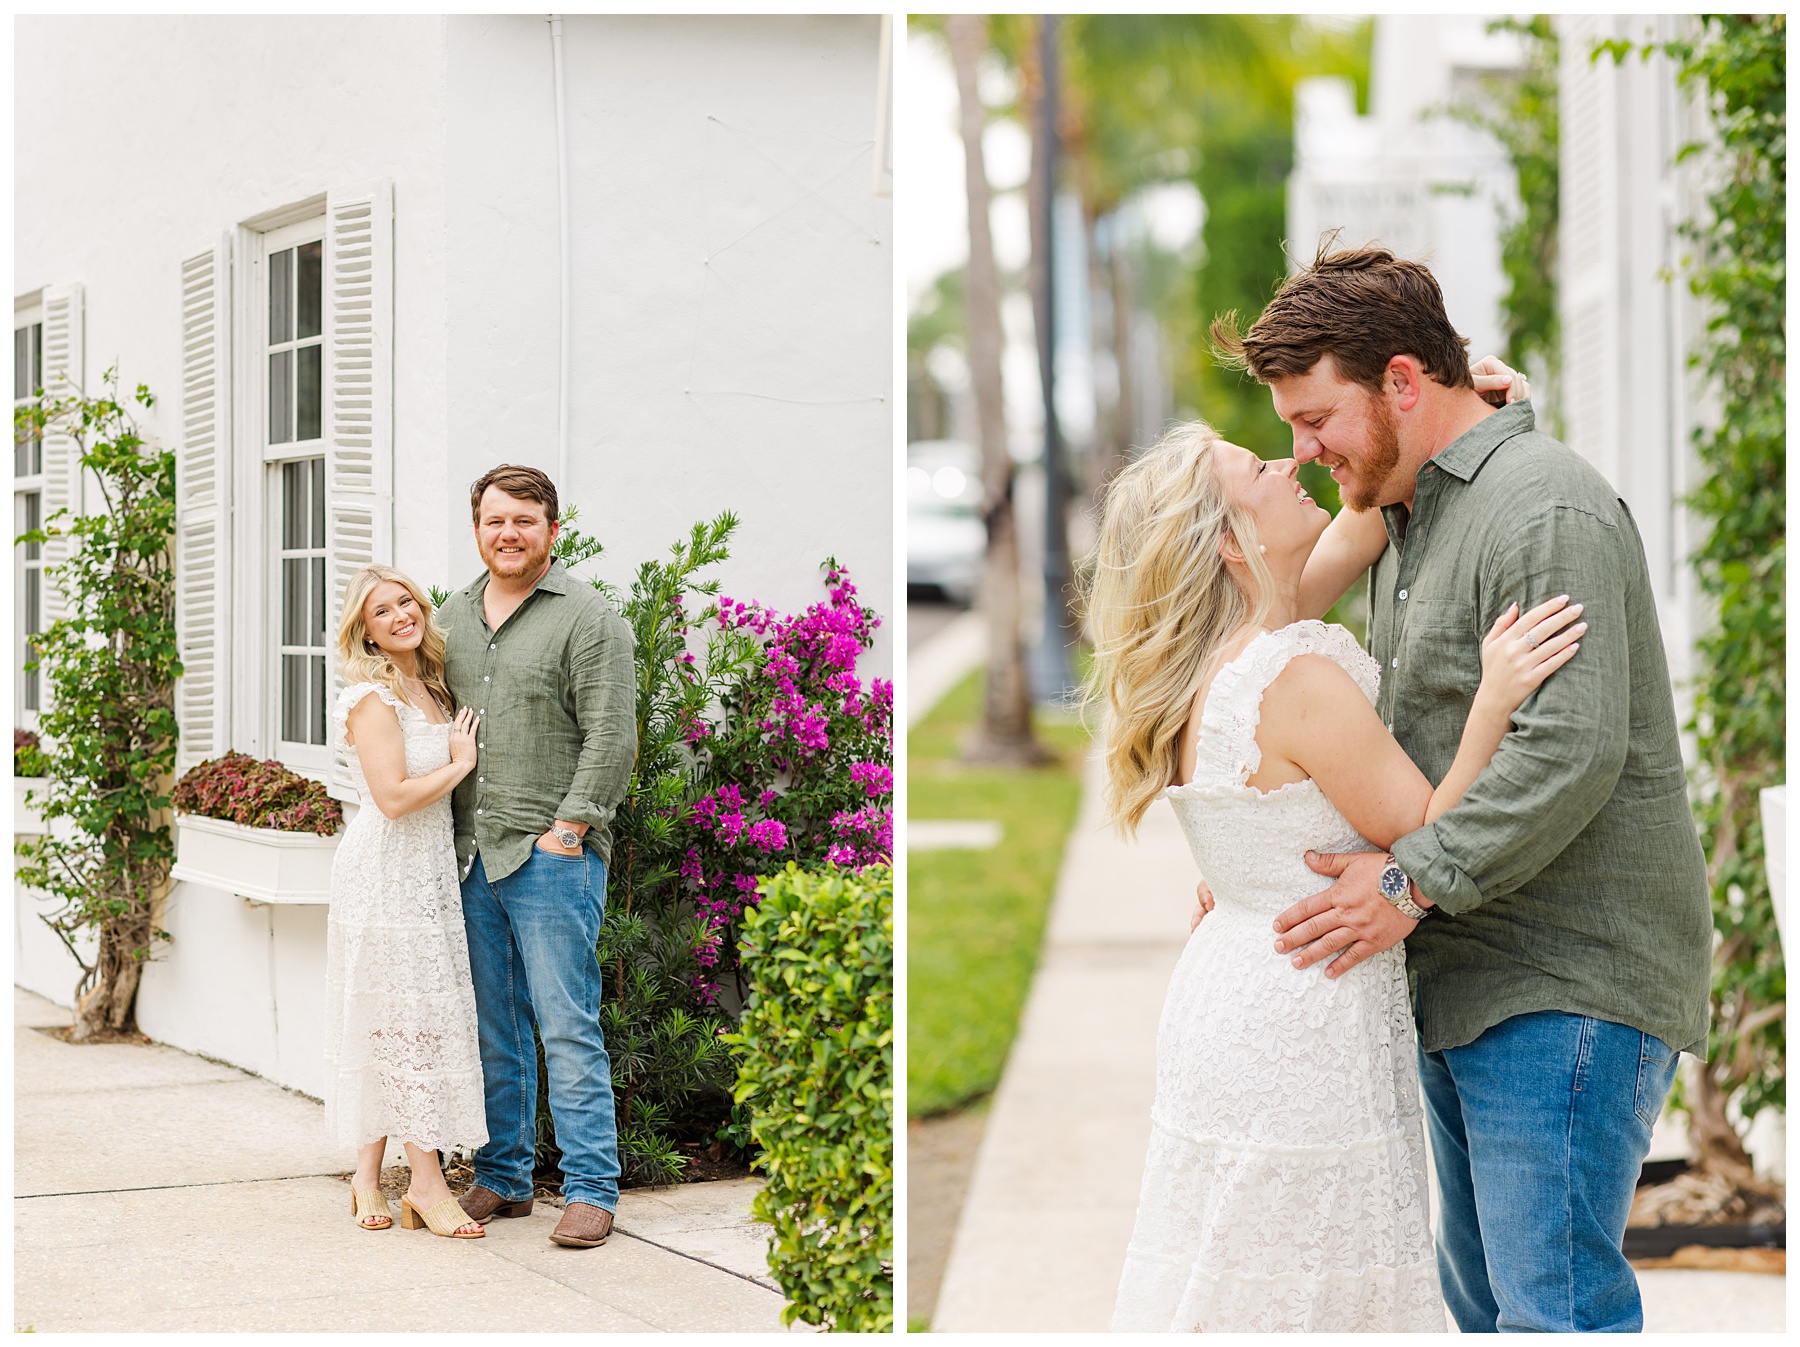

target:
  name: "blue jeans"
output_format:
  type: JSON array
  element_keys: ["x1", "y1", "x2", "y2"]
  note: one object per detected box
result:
[
  {"x1": 461, "y1": 847, "x2": 620, "y2": 1212},
  {"x1": 1419, "y1": 1010, "x2": 1680, "y2": 1332}
]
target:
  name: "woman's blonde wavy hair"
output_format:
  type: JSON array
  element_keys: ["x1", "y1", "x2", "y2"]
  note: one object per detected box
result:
[
  {"x1": 1080, "y1": 420, "x2": 1278, "y2": 835},
  {"x1": 335, "y1": 565, "x2": 455, "y2": 715}
]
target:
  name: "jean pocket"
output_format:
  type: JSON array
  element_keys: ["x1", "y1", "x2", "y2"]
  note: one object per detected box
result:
[
  {"x1": 1633, "y1": 1034, "x2": 1679, "y2": 1129},
  {"x1": 533, "y1": 840, "x2": 585, "y2": 861}
]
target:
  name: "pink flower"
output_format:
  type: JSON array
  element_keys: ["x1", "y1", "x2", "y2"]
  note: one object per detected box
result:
[{"x1": 747, "y1": 818, "x2": 787, "y2": 852}]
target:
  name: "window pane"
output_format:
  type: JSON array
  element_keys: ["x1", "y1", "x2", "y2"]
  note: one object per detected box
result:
[
  {"x1": 311, "y1": 654, "x2": 327, "y2": 745},
  {"x1": 283, "y1": 557, "x2": 308, "y2": 645},
  {"x1": 32, "y1": 325, "x2": 41, "y2": 391},
  {"x1": 281, "y1": 460, "x2": 304, "y2": 548},
  {"x1": 24, "y1": 492, "x2": 39, "y2": 561},
  {"x1": 269, "y1": 350, "x2": 293, "y2": 445},
  {"x1": 25, "y1": 568, "x2": 39, "y2": 636},
  {"x1": 311, "y1": 456, "x2": 326, "y2": 548},
  {"x1": 269, "y1": 247, "x2": 293, "y2": 345},
  {"x1": 311, "y1": 555, "x2": 326, "y2": 646},
  {"x1": 14, "y1": 326, "x2": 26, "y2": 399},
  {"x1": 297, "y1": 344, "x2": 322, "y2": 441},
  {"x1": 282, "y1": 653, "x2": 307, "y2": 742},
  {"x1": 297, "y1": 241, "x2": 323, "y2": 340}
]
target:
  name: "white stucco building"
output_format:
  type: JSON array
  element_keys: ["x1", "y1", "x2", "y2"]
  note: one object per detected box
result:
[
  {"x1": 14, "y1": 14, "x2": 892, "y2": 1095},
  {"x1": 1287, "y1": 15, "x2": 1523, "y2": 375}
]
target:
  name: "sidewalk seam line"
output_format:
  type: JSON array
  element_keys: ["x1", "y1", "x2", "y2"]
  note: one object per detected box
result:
[
  {"x1": 613, "y1": 1229, "x2": 784, "y2": 1295},
  {"x1": 16, "y1": 1173, "x2": 344, "y2": 1199}
]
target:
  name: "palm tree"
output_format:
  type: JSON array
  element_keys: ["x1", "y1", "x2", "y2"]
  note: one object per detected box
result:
[{"x1": 947, "y1": 13, "x2": 1048, "y2": 765}]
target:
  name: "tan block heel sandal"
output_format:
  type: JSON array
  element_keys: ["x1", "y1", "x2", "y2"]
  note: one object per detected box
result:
[
  {"x1": 399, "y1": 1194, "x2": 485, "y2": 1238},
  {"x1": 352, "y1": 1187, "x2": 393, "y2": 1230}
]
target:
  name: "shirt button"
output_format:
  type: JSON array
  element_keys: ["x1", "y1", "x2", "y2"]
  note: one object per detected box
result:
[
  {"x1": 478, "y1": 776, "x2": 484, "y2": 783},
  {"x1": 478, "y1": 742, "x2": 484, "y2": 749},
  {"x1": 490, "y1": 644, "x2": 496, "y2": 650},
  {"x1": 1391, "y1": 657, "x2": 1399, "y2": 668},
  {"x1": 476, "y1": 808, "x2": 484, "y2": 815},
  {"x1": 1387, "y1": 723, "x2": 1394, "y2": 733},
  {"x1": 484, "y1": 675, "x2": 490, "y2": 682},
  {"x1": 1398, "y1": 589, "x2": 1409, "y2": 600}
]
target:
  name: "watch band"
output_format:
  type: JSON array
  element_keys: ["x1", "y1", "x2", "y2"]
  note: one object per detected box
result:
[
  {"x1": 1379, "y1": 856, "x2": 1430, "y2": 921},
  {"x1": 552, "y1": 826, "x2": 581, "y2": 849}
]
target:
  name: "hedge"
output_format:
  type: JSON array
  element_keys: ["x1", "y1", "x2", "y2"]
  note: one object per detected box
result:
[{"x1": 732, "y1": 863, "x2": 893, "y2": 1332}]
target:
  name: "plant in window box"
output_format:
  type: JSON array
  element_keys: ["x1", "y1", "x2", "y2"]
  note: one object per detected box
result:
[
  {"x1": 13, "y1": 372, "x2": 179, "y2": 1041},
  {"x1": 169, "y1": 752, "x2": 343, "y2": 907},
  {"x1": 15, "y1": 728, "x2": 50, "y2": 779},
  {"x1": 15, "y1": 728, "x2": 51, "y2": 837}
]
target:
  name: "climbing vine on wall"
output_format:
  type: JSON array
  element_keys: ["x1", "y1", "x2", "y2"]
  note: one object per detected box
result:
[{"x1": 1600, "y1": 15, "x2": 1785, "y2": 1183}]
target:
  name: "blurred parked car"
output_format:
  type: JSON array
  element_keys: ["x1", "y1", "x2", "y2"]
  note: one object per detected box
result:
[{"x1": 907, "y1": 438, "x2": 985, "y2": 607}]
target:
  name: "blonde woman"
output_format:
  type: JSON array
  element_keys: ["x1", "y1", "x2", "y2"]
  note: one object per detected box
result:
[
  {"x1": 325, "y1": 565, "x2": 488, "y2": 1238},
  {"x1": 1090, "y1": 385, "x2": 1585, "y2": 1331}
]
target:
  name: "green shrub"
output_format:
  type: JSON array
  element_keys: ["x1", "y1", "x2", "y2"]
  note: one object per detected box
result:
[{"x1": 732, "y1": 863, "x2": 892, "y2": 1332}]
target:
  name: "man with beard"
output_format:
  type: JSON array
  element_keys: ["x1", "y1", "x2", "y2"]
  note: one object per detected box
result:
[
  {"x1": 1210, "y1": 243, "x2": 1710, "y2": 1332},
  {"x1": 438, "y1": 463, "x2": 637, "y2": 1248}
]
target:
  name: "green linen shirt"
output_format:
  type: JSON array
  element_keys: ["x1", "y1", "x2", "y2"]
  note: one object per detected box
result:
[
  {"x1": 439, "y1": 560, "x2": 637, "y2": 882},
  {"x1": 1372, "y1": 401, "x2": 1711, "y2": 1057}
]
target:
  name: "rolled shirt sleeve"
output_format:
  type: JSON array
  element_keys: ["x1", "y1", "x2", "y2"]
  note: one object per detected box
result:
[
  {"x1": 556, "y1": 606, "x2": 638, "y2": 834},
  {"x1": 1392, "y1": 504, "x2": 1631, "y2": 913}
]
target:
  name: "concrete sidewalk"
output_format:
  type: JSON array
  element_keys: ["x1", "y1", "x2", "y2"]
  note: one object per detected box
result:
[
  {"x1": 931, "y1": 749, "x2": 1786, "y2": 1333},
  {"x1": 13, "y1": 987, "x2": 807, "y2": 1333}
]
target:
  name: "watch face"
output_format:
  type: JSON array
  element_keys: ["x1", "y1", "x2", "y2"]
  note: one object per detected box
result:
[{"x1": 1380, "y1": 865, "x2": 1408, "y2": 899}]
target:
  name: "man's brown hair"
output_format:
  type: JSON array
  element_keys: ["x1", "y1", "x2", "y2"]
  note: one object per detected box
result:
[
  {"x1": 1212, "y1": 234, "x2": 1474, "y2": 395},
  {"x1": 469, "y1": 463, "x2": 559, "y2": 526}
]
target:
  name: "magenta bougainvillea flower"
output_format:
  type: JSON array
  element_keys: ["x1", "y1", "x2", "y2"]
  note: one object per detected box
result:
[{"x1": 674, "y1": 562, "x2": 892, "y2": 1001}]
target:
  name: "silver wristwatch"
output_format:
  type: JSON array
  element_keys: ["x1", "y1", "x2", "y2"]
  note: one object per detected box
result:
[
  {"x1": 551, "y1": 825, "x2": 581, "y2": 850},
  {"x1": 1378, "y1": 856, "x2": 1430, "y2": 921}
]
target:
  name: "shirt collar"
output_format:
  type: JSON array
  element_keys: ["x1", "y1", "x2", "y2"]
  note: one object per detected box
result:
[
  {"x1": 1425, "y1": 399, "x2": 1536, "y2": 483},
  {"x1": 461, "y1": 557, "x2": 574, "y2": 600}
]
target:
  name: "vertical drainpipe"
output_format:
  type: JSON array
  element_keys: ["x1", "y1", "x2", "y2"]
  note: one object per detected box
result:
[{"x1": 550, "y1": 14, "x2": 571, "y2": 488}]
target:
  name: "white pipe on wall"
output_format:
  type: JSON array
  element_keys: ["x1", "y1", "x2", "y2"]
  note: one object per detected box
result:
[{"x1": 549, "y1": 14, "x2": 571, "y2": 489}]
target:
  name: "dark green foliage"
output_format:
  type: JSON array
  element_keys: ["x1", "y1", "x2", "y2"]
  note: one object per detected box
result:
[
  {"x1": 535, "y1": 511, "x2": 893, "y2": 1189},
  {"x1": 731, "y1": 863, "x2": 893, "y2": 1332},
  {"x1": 13, "y1": 373, "x2": 180, "y2": 1037},
  {"x1": 1600, "y1": 16, "x2": 1785, "y2": 1140}
]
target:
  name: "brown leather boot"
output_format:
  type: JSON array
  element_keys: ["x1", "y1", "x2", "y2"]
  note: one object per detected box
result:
[
  {"x1": 550, "y1": 1202, "x2": 614, "y2": 1248},
  {"x1": 459, "y1": 1185, "x2": 533, "y2": 1222}
]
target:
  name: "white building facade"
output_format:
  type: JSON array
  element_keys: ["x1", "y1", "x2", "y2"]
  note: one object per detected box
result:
[
  {"x1": 15, "y1": 14, "x2": 892, "y2": 1095},
  {"x1": 1287, "y1": 15, "x2": 1523, "y2": 374}
]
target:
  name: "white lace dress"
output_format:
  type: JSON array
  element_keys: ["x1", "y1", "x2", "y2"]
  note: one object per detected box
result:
[
  {"x1": 1112, "y1": 621, "x2": 1444, "y2": 1333},
  {"x1": 322, "y1": 682, "x2": 487, "y2": 1154}
]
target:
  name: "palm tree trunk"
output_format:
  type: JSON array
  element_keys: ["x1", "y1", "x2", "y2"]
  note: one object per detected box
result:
[{"x1": 948, "y1": 14, "x2": 1048, "y2": 765}]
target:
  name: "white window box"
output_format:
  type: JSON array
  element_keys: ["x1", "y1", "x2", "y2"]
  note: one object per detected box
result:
[
  {"x1": 171, "y1": 812, "x2": 339, "y2": 906},
  {"x1": 14, "y1": 776, "x2": 48, "y2": 836}
]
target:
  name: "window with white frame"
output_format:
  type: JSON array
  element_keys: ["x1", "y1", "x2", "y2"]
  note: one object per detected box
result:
[
  {"x1": 261, "y1": 221, "x2": 329, "y2": 763},
  {"x1": 15, "y1": 306, "x2": 44, "y2": 725}
]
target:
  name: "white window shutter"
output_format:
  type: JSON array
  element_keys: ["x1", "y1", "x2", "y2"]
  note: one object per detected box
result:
[
  {"x1": 37, "y1": 282, "x2": 84, "y2": 628},
  {"x1": 324, "y1": 180, "x2": 394, "y2": 796},
  {"x1": 176, "y1": 236, "x2": 233, "y2": 771}
]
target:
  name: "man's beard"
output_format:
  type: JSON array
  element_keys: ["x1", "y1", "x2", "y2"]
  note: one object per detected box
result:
[
  {"x1": 482, "y1": 534, "x2": 551, "y2": 581},
  {"x1": 1342, "y1": 399, "x2": 1402, "y2": 511}
]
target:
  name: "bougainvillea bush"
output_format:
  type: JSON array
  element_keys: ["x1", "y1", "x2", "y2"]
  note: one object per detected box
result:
[
  {"x1": 545, "y1": 512, "x2": 893, "y2": 1186},
  {"x1": 172, "y1": 752, "x2": 344, "y2": 836}
]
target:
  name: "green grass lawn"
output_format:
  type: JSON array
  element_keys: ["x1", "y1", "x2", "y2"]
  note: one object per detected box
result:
[{"x1": 907, "y1": 671, "x2": 1090, "y2": 1118}]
